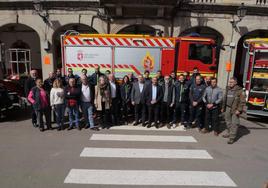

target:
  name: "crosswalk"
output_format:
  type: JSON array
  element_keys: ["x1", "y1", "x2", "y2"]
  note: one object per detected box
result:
[{"x1": 64, "y1": 125, "x2": 237, "y2": 187}]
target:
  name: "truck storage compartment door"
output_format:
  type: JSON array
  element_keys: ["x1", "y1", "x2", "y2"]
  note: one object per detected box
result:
[
  {"x1": 65, "y1": 46, "x2": 112, "y2": 76},
  {"x1": 114, "y1": 47, "x2": 161, "y2": 78},
  {"x1": 161, "y1": 48, "x2": 175, "y2": 76}
]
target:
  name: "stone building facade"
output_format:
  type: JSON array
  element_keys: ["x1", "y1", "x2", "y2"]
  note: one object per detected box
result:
[{"x1": 0, "y1": 0, "x2": 268, "y2": 88}]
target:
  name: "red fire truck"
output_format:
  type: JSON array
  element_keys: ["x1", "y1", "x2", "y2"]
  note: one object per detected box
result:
[
  {"x1": 243, "y1": 38, "x2": 268, "y2": 117},
  {"x1": 61, "y1": 32, "x2": 217, "y2": 78}
]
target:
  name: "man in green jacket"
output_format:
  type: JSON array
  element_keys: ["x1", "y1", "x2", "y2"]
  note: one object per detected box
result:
[{"x1": 222, "y1": 77, "x2": 246, "y2": 144}]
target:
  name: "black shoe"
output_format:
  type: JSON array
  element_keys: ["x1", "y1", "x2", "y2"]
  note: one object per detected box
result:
[
  {"x1": 47, "y1": 127, "x2": 53, "y2": 130},
  {"x1": 67, "y1": 127, "x2": 73, "y2": 131},
  {"x1": 227, "y1": 139, "x2": 235, "y2": 144},
  {"x1": 77, "y1": 126, "x2": 81, "y2": 131},
  {"x1": 133, "y1": 122, "x2": 139, "y2": 126},
  {"x1": 90, "y1": 127, "x2": 100, "y2": 131},
  {"x1": 39, "y1": 128, "x2": 44, "y2": 132},
  {"x1": 155, "y1": 124, "x2": 159, "y2": 129},
  {"x1": 142, "y1": 123, "x2": 146, "y2": 127},
  {"x1": 222, "y1": 134, "x2": 230, "y2": 138},
  {"x1": 167, "y1": 124, "x2": 171, "y2": 129},
  {"x1": 84, "y1": 126, "x2": 90, "y2": 129},
  {"x1": 147, "y1": 124, "x2": 151, "y2": 128},
  {"x1": 57, "y1": 127, "x2": 61, "y2": 131}
]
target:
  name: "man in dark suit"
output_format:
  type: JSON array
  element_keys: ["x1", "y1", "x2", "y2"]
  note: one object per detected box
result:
[
  {"x1": 160, "y1": 75, "x2": 175, "y2": 128},
  {"x1": 108, "y1": 73, "x2": 121, "y2": 126},
  {"x1": 131, "y1": 75, "x2": 146, "y2": 126},
  {"x1": 143, "y1": 77, "x2": 163, "y2": 128},
  {"x1": 25, "y1": 69, "x2": 38, "y2": 127},
  {"x1": 144, "y1": 70, "x2": 151, "y2": 85}
]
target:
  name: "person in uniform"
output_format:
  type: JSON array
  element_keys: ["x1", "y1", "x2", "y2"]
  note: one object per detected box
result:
[{"x1": 221, "y1": 77, "x2": 246, "y2": 144}]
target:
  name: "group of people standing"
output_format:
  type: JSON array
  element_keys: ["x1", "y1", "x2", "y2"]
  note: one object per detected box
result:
[{"x1": 24, "y1": 65, "x2": 246, "y2": 144}]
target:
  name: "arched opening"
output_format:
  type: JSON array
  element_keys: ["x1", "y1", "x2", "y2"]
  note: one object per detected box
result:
[
  {"x1": 234, "y1": 29, "x2": 268, "y2": 85},
  {"x1": 52, "y1": 24, "x2": 98, "y2": 70},
  {"x1": 117, "y1": 24, "x2": 156, "y2": 36},
  {"x1": 0, "y1": 23, "x2": 41, "y2": 77},
  {"x1": 180, "y1": 26, "x2": 224, "y2": 67}
]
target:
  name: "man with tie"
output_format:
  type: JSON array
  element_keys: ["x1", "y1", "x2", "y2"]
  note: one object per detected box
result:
[{"x1": 131, "y1": 75, "x2": 146, "y2": 126}]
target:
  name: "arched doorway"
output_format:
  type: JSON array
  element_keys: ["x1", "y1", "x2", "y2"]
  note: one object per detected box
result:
[
  {"x1": 180, "y1": 26, "x2": 224, "y2": 67},
  {"x1": 117, "y1": 24, "x2": 156, "y2": 36},
  {"x1": 52, "y1": 24, "x2": 98, "y2": 69},
  {"x1": 0, "y1": 23, "x2": 41, "y2": 77},
  {"x1": 234, "y1": 29, "x2": 268, "y2": 85}
]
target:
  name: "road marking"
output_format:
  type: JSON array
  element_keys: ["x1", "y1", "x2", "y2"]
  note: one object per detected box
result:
[
  {"x1": 64, "y1": 169, "x2": 237, "y2": 187},
  {"x1": 80, "y1": 147, "x2": 213, "y2": 159},
  {"x1": 90, "y1": 134, "x2": 197, "y2": 143},
  {"x1": 110, "y1": 125, "x2": 186, "y2": 131}
]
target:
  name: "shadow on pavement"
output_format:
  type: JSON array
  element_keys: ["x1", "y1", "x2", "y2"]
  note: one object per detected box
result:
[
  {"x1": 245, "y1": 116, "x2": 268, "y2": 127},
  {"x1": 236, "y1": 125, "x2": 250, "y2": 142}
]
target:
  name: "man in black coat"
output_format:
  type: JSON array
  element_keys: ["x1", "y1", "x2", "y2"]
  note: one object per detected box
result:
[
  {"x1": 55, "y1": 68, "x2": 66, "y2": 86},
  {"x1": 108, "y1": 74, "x2": 121, "y2": 126},
  {"x1": 25, "y1": 69, "x2": 38, "y2": 127},
  {"x1": 173, "y1": 74, "x2": 189, "y2": 129},
  {"x1": 44, "y1": 72, "x2": 55, "y2": 94},
  {"x1": 143, "y1": 77, "x2": 163, "y2": 128},
  {"x1": 90, "y1": 65, "x2": 105, "y2": 86},
  {"x1": 44, "y1": 72, "x2": 56, "y2": 123}
]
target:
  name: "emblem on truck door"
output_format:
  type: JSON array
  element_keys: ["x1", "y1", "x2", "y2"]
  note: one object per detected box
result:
[
  {"x1": 142, "y1": 51, "x2": 155, "y2": 71},
  {"x1": 77, "y1": 50, "x2": 84, "y2": 61}
]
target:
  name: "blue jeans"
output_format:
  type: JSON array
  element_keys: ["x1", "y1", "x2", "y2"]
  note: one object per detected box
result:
[
  {"x1": 67, "y1": 105, "x2": 79, "y2": 128},
  {"x1": 54, "y1": 104, "x2": 65, "y2": 128},
  {"x1": 81, "y1": 102, "x2": 95, "y2": 128}
]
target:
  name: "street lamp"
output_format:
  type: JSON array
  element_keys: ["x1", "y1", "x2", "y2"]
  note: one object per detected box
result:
[
  {"x1": 237, "y1": 3, "x2": 247, "y2": 21},
  {"x1": 231, "y1": 3, "x2": 247, "y2": 29}
]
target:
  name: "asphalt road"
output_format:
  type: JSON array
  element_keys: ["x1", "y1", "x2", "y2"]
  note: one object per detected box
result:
[{"x1": 0, "y1": 109, "x2": 268, "y2": 188}]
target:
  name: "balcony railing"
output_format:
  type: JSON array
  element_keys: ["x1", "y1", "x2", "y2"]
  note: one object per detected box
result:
[{"x1": 188, "y1": 0, "x2": 267, "y2": 6}]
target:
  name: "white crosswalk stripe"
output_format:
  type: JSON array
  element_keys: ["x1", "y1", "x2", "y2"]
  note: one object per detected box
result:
[
  {"x1": 90, "y1": 134, "x2": 197, "y2": 142},
  {"x1": 110, "y1": 125, "x2": 186, "y2": 131},
  {"x1": 64, "y1": 169, "x2": 237, "y2": 187},
  {"x1": 64, "y1": 125, "x2": 237, "y2": 187},
  {"x1": 80, "y1": 147, "x2": 213, "y2": 159}
]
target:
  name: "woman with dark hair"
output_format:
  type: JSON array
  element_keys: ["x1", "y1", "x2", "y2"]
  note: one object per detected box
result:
[
  {"x1": 120, "y1": 75, "x2": 132, "y2": 124},
  {"x1": 94, "y1": 76, "x2": 111, "y2": 128}
]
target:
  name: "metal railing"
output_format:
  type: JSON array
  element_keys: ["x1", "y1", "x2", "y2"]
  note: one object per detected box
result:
[{"x1": 188, "y1": 0, "x2": 267, "y2": 6}]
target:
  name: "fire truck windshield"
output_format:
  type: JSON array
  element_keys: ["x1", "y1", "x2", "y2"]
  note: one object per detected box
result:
[{"x1": 188, "y1": 43, "x2": 213, "y2": 64}]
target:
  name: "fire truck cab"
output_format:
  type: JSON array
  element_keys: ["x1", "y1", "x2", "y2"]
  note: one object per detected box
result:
[
  {"x1": 243, "y1": 38, "x2": 268, "y2": 117},
  {"x1": 61, "y1": 32, "x2": 217, "y2": 78}
]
